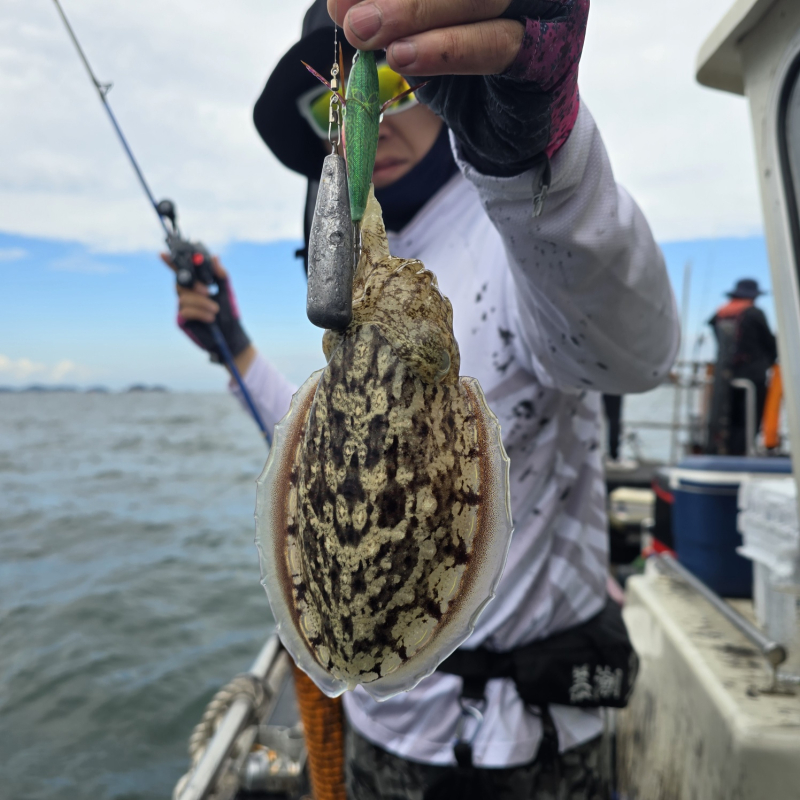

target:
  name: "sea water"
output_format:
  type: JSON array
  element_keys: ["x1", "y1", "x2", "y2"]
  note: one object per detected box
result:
[
  {"x1": 0, "y1": 387, "x2": 679, "y2": 799},
  {"x1": 0, "y1": 392, "x2": 271, "y2": 799}
]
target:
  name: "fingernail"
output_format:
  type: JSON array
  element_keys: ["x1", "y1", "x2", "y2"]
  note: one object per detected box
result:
[
  {"x1": 348, "y1": 3, "x2": 382, "y2": 41},
  {"x1": 391, "y1": 40, "x2": 417, "y2": 69}
]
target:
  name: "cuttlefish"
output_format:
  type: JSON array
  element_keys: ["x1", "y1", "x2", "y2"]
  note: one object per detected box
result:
[{"x1": 255, "y1": 190, "x2": 513, "y2": 701}]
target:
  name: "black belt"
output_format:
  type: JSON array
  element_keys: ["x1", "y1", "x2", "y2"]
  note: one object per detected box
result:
[
  {"x1": 438, "y1": 599, "x2": 638, "y2": 709},
  {"x1": 431, "y1": 599, "x2": 639, "y2": 778}
]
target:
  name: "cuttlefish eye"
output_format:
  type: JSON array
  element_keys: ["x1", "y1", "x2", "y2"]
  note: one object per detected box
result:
[{"x1": 436, "y1": 351, "x2": 451, "y2": 382}]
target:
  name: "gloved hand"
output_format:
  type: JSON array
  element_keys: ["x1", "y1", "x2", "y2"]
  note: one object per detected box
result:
[
  {"x1": 160, "y1": 253, "x2": 252, "y2": 364},
  {"x1": 418, "y1": 0, "x2": 589, "y2": 177},
  {"x1": 330, "y1": 0, "x2": 589, "y2": 177}
]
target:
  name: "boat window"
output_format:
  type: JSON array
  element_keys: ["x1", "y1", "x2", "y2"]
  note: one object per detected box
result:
[{"x1": 780, "y1": 56, "x2": 800, "y2": 279}]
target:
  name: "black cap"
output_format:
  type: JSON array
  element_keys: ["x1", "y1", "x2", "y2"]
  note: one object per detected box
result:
[
  {"x1": 253, "y1": 0, "x2": 354, "y2": 179},
  {"x1": 727, "y1": 278, "x2": 766, "y2": 299}
]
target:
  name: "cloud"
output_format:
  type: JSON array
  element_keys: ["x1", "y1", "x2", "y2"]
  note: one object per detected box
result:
[
  {"x1": 0, "y1": 355, "x2": 46, "y2": 380},
  {"x1": 48, "y1": 255, "x2": 125, "y2": 274},
  {"x1": 579, "y1": 0, "x2": 762, "y2": 242},
  {"x1": 51, "y1": 359, "x2": 92, "y2": 381},
  {"x1": 0, "y1": 354, "x2": 92, "y2": 382},
  {"x1": 0, "y1": 0, "x2": 764, "y2": 249},
  {"x1": 0, "y1": 0, "x2": 307, "y2": 251},
  {"x1": 0, "y1": 247, "x2": 27, "y2": 261}
]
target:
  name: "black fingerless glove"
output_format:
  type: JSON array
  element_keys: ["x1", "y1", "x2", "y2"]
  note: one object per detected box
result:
[
  {"x1": 413, "y1": 0, "x2": 589, "y2": 177},
  {"x1": 178, "y1": 276, "x2": 252, "y2": 364}
]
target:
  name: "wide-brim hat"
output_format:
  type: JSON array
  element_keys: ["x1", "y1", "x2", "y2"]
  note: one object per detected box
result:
[
  {"x1": 727, "y1": 278, "x2": 766, "y2": 299},
  {"x1": 254, "y1": 2, "x2": 355, "y2": 180}
]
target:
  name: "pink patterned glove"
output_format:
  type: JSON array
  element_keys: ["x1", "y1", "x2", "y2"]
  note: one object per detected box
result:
[{"x1": 177, "y1": 274, "x2": 251, "y2": 364}]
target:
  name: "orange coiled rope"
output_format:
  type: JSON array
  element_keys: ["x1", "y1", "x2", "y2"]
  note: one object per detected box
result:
[{"x1": 293, "y1": 665, "x2": 347, "y2": 800}]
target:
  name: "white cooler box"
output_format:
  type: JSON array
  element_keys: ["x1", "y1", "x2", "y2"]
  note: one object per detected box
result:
[{"x1": 738, "y1": 477, "x2": 800, "y2": 679}]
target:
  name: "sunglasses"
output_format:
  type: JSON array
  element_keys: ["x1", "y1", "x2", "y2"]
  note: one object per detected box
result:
[{"x1": 297, "y1": 60, "x2": 419, "y2": 139}]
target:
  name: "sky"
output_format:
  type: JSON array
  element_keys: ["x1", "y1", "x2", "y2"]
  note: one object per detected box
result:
[{"x1": 0, "y1": 0, "x2": 779, "y2": 390}]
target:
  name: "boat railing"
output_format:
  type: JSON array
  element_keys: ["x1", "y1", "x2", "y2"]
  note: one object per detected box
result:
[
  {"x1": 608, "y1": 359, "x2": 714, "y2": 465},
  {"x1": 731, "y1": 378, "x2": 759, "y2": 457},
  {"x1": 620, "y1": 360, "x2": 785, "y2": 463},
  {"x1": 655, "y1": 554, "x2": 787, "y2": 681},
  {"x1": 173, "y1": 634, "x2": 293, "y2": 800}
]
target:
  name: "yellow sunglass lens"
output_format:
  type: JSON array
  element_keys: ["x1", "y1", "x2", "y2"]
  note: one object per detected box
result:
[
  {"x1": 301, "y1": 62, "x2": 417, "y2": 138},
  {"x1": 377, "y1": 64, "x2": 415, "y2": 110},
  {"x1": 308, "y1": 88, "x2": 334, "y2": 134}
]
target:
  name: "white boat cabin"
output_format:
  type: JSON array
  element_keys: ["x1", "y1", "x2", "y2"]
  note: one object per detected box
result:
[{"x1": 698, "y1": 0, "x2": 800, "y2": 498}]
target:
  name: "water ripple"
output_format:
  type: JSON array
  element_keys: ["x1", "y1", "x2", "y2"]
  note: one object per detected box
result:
[{"x1": 0, "y1": 393, "x2": 273, "y2": 800}]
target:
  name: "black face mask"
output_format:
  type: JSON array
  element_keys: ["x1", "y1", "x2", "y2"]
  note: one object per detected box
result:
[
  {"x1": 374, "y1": 124, "x2": 458, "y2": 233},
  {"x1": 298, "y1": 123, "x2": 458, "y2": 274}
]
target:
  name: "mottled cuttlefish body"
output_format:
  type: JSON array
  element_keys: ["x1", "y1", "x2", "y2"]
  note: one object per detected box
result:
[{"x1": 256, "y1": 191, "x2": 513, "y2": 701}]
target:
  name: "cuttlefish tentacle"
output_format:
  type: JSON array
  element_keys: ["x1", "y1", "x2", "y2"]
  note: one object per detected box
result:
[{"x1": 256, "y1": 189, "x2": 513, "y2": 701}]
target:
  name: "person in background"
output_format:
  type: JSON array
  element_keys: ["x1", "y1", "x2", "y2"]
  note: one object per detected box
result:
[
  {"x1": 707, "y1": 278, "x2": 778, "y2": 456},
  {"x1": 602, "y1": 395, "x2": 638, "y2": 470},
  {"x1": 601, "y1": 394, "x2": 623, "y2": 464},
  {"x1": 167, "y1": 1, "x2": 680, "y2": 797}
]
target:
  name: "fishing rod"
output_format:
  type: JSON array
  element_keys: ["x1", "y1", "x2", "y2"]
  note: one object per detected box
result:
[{"x1": 52, "y1": 0, "x2": 271, "y2": 446}]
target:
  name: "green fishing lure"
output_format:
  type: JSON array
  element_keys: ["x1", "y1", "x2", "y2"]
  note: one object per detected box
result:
[
  {"x1": 344, "y1": 50, "x2": 380, "y2": 223},
  {"x1": 303, "y1": 52, "x2": 423, "y2": 224}
]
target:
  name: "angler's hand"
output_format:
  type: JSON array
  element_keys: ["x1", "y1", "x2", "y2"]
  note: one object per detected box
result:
[
  {"x1": 329, "y1": 0, "x2": 523, "y2": 75},
  {"x1": 161, "y1": 254, "x2": 256, "y2": 376},
  {"x1": 330, "y1": 0, "x2": 590, "y2": 177}
]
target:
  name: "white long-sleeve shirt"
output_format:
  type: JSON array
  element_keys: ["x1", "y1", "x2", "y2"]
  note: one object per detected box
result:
[{"x1": 233, "y1": 102, "x2": 679, "y2": 767}]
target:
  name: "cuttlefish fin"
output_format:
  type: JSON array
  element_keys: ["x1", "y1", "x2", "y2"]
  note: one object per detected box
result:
[{"x1": 255, "y1": 369, "x2": 352, "y2": 701}]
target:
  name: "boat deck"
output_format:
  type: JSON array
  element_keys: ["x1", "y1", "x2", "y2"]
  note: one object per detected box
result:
[{"x1": 618, "y1": 566, "x2": 800, "y2": 800}]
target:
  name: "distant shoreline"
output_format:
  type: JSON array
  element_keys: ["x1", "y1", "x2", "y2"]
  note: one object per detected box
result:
[{"x1": 0, "y1": 384, "x2": 169, "y2": 394}]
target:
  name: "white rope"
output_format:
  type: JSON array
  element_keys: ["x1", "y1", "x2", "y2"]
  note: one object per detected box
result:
[{"x1": 172, "y1": 674, "x2": 268, "y2": 800}]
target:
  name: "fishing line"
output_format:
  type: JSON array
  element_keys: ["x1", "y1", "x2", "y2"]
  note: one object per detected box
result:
[
  {"x1": 52, "y1": 0, "x2": 168, "y2": 238},
  {"x1": 333, "y1": 0, "x2": 339, "y2": 69},
  {"x1": 52, "y1": 0, "x2": 271, "y2": 446}
]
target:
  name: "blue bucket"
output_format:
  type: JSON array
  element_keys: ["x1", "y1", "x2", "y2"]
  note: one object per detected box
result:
[{"x1": 671, "y1": 457, "x2": 792, "y2": 598}]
